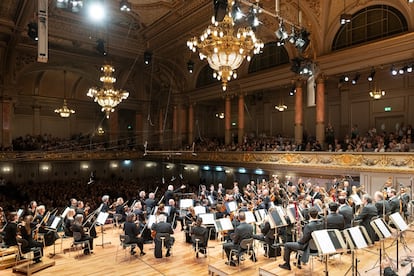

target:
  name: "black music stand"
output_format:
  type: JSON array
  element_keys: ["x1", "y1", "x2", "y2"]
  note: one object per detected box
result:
[
  {"x1": 367, "y1": 217, "x2": 393, "y2": 275},
  {"x1": 47, "y1": 216, "x2": 63, "y2": 257},
  {"x1": 389, "y1": 212, "x2": 411, "y2": 270},
  {"x1": 312, "y1": 229, "x2": 347, "y2": 276},
  {"x1": 343, "y1": 225, "x2": 373, "y2": 276},
  {"x1": 95, "y1": 212, "x2": 110, "y2": 248}
]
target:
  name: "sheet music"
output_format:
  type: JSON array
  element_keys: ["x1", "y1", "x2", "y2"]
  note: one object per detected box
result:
[
  {"x1": 96, "y1": 212, "x2": 109, "y2": 225},
  {"x1": 179, "y1": 199, "x2": 194, "y2": 209},
  {"x1": 50, "y1": 217, "x2": 61, "y2": 230},
  {"x1": 349, "y1": 227, "x2": 368, "y2": 249},
  {"x1": 199, "y1": 213, "x2": 215, "y2": 225},
  {"x1": 61, "y1": 207, "x2": 70, "y2": 218},
  {"x1": 194, "y1": 206, "x2": 206, "y2": 215},
  {"x1": 148, "y1": 215, "x2": 156, "y2": 229},
  {"x1": 214, "y1": 218, "x2": 234, "y2": 232},
  {"x1": 350, "y1": 194, "x2": 362, "y2": 205},
  {"x1": 254, "y1": 209, "x2": 267, "y2": 222},
  {"x1": 313, "y1": 230, "x2": 336, "y2": 254},
  {"x1": 390, "y1": 212, "x2": 408, "y2": 231},
  {"x1": 373, "y1": 218, "x2": 392, "y2": 238},
  {"x1": 226, "y1": 201, "x2": 238, "y2": 213},
  {"x1": 17, "y1": 209, "x2": 23, "y2": 218},
  {"x1": 244, "y1": 211, "x2": 256, "y2": 224}
]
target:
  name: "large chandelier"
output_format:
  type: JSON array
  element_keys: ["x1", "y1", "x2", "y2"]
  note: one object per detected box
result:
[
  {"x1": 87, "y1": 64, "x2": 129, "y2": 118},
  {"x1": 55, "y1": 99, "x2": 75, "y2": 118},
  {"x1": 187, "y1": 3, "x2": 263, "y2": 91},
  {"x1": 369, "y1": 85, "x2": 385, "y2": 100}
]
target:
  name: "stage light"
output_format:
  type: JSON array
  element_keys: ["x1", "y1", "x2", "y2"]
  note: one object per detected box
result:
[
  {"x1": 367, "y1": 68, "x2": 376, "y2": 82},
  {"x1": 407, "y1": 64, "x2": 413, "y2": 73},
  {"x1": 295, "y1": 29, "x2": 310, "y2": 52},
  {"x1": 351, "y1": 73, "x2": 360, "y2": 85},
  {"x1": 231, "y1": 0, "x2": 244, "y2": 21},
  {"x1": 144, "y1": 51, "x2": 152, "y2": 65},
  {"x1": 247, "y1": 5, "x2": 260, "y2": 28},
  {"x1": 187, "y1": 60, "x2": 194, "y2": 73},
  {"x1": 119, "y1": 0, "x2": 131, "y2": 12},
  {"x1": 391, "y1": 65, "x2": 398, "y2": 76},
  {"x1": 96, "y1": 39, "x2": 107, "y2": 56},
  {"x1": 344, "y1": 75, "x2": 349, "y2": 82},
  {"x1": 213, "y1": 0, "x2": 228, "y2": 22},
  {"x1": 340, "y1": 13, "x2": 352, "y2": 25},
  {"x1": 289, "y1": 86, "x2": 296, "y2": 96},
  {"x1": 27, "y1": 22, "x2": 38, "y2": 41},
  {"x1": 88, "y1": 0, "x2": 105, "y2": 22},
  {"x1": 275, "y1": 21, "x2": 288, "y2": 40},
  {"x1": 399, "y1": 67, "x2": 405, "y2": 75}
]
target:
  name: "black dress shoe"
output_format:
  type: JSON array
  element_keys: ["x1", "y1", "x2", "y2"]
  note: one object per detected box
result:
[
  {"x1": 130, "y1": 250, "x2": 137, "y2": 256},
  {"x1": 279, "y1": 263, "x2": 291, "y2": 270},
  {"x1": 140, "y1": 252, "x2": 146, "y2": 256},
  {"x1": 166, "y1": 251, "x2": 171, "y2": 257}
]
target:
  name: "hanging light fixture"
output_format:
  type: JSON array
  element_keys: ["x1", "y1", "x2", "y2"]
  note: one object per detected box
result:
[
  {"x1": 87, "y1": 64, "x2": 129, "y2": 118},
  {"x1": 187, "y1": 1, "x2": 263, "y2": 91},
  {"x1": 275, "y1": 104, "x2": 287, "y2": 112},
  {"x1": 369, "y1": 83, "x2": 385, "y2": 100},
  {"x1": 55, "y1": 71, "x2": 75, "y2": 118}
]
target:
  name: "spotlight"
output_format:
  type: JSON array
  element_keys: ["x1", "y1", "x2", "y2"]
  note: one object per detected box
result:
[
  {"x1": 408, "y1": 0, "x2": 414, "y2": 3},
  {"x1": 390, "y1": 65, "x2": 398, "y2": 76},
  {"x1": 144, "y1": 51, "x2": 152, "y2": 65},
  {"x1": 120, "y1": 0, "x2": 131, "y2": 12},
  {"x1": 340, "y1": 13, "x2": 352, "y2": 25},
  {"x1": 289, "y1": 86, "x2": 296, "y2": 96},
  {"x1": 351, "y1": 73, "x2": 360, "y2": 85},
  {"x1": 56, "y1": 0, "x2": 69, "y2": 9},
  {"x1": 367, "y1": 68, "x2": 375, "y2": 82},
  {"x1": 275, "y1": 21, "x2": 288, "y2": 40},
  {"x1": 399, "y1": 67, "x2": 405, "y2": 75},
  {"x1": 213, "y1": 0, "x2": 228, "y2": 22},
  {"x1": 407, "y1": 64, "x2": 413, "y2": 73},
  {"x1": 70, "y1": 0, "x2": 83, "y2": 13},
  {"x1": 288, "y1": 26, "x2": 296, "y2": 44},
  {"x1": 295, "y1": 29, "x2": 310, "y2": 52},
  {"x1": 344, "y1": 75, "x2": 349, "y2": 82},
  {"x1": 96, "y1": 39, "x2": 107, "y2": 56},
  {"x1": 231, "y1": 0, "x2": 244, "y2": 21},
  {"x1": 247, "y1": 5, "x2": 260, "y2": 29},
  {"x1": 27, "y1": 22, "x2": 38, "y2": 41},
  {"x1": 88, "y1": 0, "x2": 105, "y2": 21},
  {"x1": 187, "y1": 60, "x2": 194, "y2": 73}
]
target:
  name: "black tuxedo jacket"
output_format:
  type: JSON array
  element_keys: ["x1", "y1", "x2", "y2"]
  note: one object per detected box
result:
[
  {"x1": 326, "y1": 213, "x2": 345, "y2": 230},
  {"x1": 298, "y1": 219, "x2": 323, "y2": 245},
  {"x1": 338, "y1": 205, "x2": 353, "y2": 229},
  {"x1": 232, "y1": 222, "x2": 253, "y2": 245}
]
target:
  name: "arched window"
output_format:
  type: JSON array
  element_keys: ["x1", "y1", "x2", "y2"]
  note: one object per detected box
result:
[
  {"x1": 196, "y1": 64, "x2": 216, "y2": 88},
  {"x1": 332, "y1": 5, "x2": 407, "y2": 51},
  {"x1": 248, "y1": 42, "x2": 290, "y2": 73}
]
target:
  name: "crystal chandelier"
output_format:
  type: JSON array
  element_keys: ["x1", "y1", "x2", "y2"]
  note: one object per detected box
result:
[
  {"x1": 55, "y1": 99, "x2": 75, "y2": 118},
  {"x1": 55, "y1": 71, "x2": 75, "y2": 118},
  {"x1": 187, "y1": 2, "x2": 263, "y2": 91},
  {"x1": 87, "y1": 64, "x2": 129, "y2": 118},
  {"x1": 369, "y1": 85, "x2": 385, "y2": 100}
]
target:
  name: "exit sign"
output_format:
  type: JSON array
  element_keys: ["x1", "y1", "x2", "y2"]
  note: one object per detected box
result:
[{"x1": 384, "y1": 106, "x2": 392, "y2": 112}]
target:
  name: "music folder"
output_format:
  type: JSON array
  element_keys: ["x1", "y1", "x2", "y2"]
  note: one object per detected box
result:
[
  {"x1": 254, "y1": 209, "x2": 267, "y2": 222},
  {"x1": 371, "y1": 217, "x2": 392, "y2": 239},
  {"x1": 312, "y1": 229, "x2": 346, "y2": 255},
  {"x1": 96, "y1": 212, "x2": 109, "y2": 226},
  {"x1": 214, "y1": 218, "x2": 234, "y2": 232},
  {"x1": 48, "y1": 216, "x2": 62, "y2": 231},
  {"x1": 389, "y1": 212, "x2": 408, "y2": 232},
  {"x1": 147, "y1": 215, "x2": 156, "y2": 229},
  {"x1": 350, "y1": 194, "x2": 362, "y2": 205},
  {"x1": 199, "y1": 213, "x2": 215, "y2": 225},
  {"x1": 179, "y1": 199, "x2": 194, "y2": 209},
  {"x1": 268, "y1": 206, "x2": 288, "y2": 229},
  {"x1": 225, "y1": 201, "x2": 238, "y2": 213},
  {"x1": 194, "y1": 206, "x2": 206, "y2": 215},
  {"x1": 343, "y1": 226, "x2": 373, "y2": 250},
  {"x1": 286, "y1": 205, "x2": 303, "y2": 223},
  {"x1": 244, "y1": 211, "x2": 256, "y2": 224}
]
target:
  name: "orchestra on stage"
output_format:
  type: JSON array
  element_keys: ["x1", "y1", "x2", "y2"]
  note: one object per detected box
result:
[{"x1": 0, "y1": 175, "x2": 413, "y2": 274}]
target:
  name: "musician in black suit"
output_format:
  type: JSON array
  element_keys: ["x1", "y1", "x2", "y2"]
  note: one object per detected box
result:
[
  {"x1": 223, "y1": 211, "x2": 254, "y2": 266},
  {"x1": 123, "y1": 213, "x2": 146, "y2": 256},
  {"x1": 144, "y1": 193, "x2": 156, "y2": 215},
  {"x1": 190, "y1": 217, "x2": 209, "y2": 257},
  {"x1": 387, "y1": 189, "x2": 400, "y2": 214},
  {"x1": 164, "y1": 184, "x2": 186, "y2": 205},
  {"x1": 3, "y1": 212, "x2": 27, "y2": 248},
  {"x1": 151, "y1": 214, "x2": 174, "y2": 257},
  {"x1": 279, "y1": 207, "x2": 323, "y2": 270},
  {"x1": 355, "y1": 194, "x2": 378, "y2": 242},
  {"x1": 338, "y1": 197, "x2": 353, "y2": 229},
  {"x1": 253, "y1": 209, "x2": 276, "y2": 257},
  {"x1": 71, "y1": 214, "x2": 93, "y2": 254},
  {"x1": 326, "y1": 202, "x2": 345, "y2": 230}
]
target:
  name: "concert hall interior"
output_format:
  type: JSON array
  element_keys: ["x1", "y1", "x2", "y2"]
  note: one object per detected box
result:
[{"x1": 1, "y1": 0, "x2": 414, "y2": 275}]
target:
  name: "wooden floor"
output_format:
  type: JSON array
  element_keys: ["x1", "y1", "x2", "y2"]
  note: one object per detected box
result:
[{"x1": 3, "y1": 225, "x2": 414, "y2": 276}]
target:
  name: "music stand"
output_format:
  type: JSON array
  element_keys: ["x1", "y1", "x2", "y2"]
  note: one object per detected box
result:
[
  {"x1": 179, "y1": 199, "x2": 193, "y2": 218},
  {"x1": 267, "y1": 206, "x2": 288, "y2": 229},
  {"x1": 389, "y1": 212, "x2": 410, "y2": 270},
  {"x1": 95, "y1": 212, "x2": 110, "y2": 247},
  {"x1": 312, "y1": 229, "x2": 347, "y2": 276},
  {"x1": 46, "y1": 216, "x2": 63, "y2": 257},
  {"x1": 199, "y1": 213, "x2": 216, "y2": 241},
  {"x1": 224, "y1": 201, "x2": 238, "y2": 214},
  {"x1": 343, "y1": 226, "x2": 373, "y2": 276},
  {"x1": 243, "y1": 211, "x2": 256, "y2": 224},
  {"x1": 254, "y1": 209, "x2": 267, "y2": 223},
  {"x1": 194, "y1": 206, "x2": 206, "y2": 216},
  {"x1": 367, "y1": 218, "x2": 393, "y2": 274}
]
